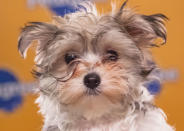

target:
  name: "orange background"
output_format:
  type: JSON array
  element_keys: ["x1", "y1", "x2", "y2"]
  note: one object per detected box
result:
[{"x1": 0, "y1": 0, "x2": 184, "y2": 130}]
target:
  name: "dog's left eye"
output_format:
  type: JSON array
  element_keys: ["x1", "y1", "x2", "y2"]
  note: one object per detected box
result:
[
  {"x1": 65, "y1": 53, "x2": 78, "y2": 64},
  {"x1": 106, "y1": 50, "x2": 118, "y2": 61}
]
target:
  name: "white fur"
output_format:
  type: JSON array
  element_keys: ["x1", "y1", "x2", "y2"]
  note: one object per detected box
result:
[{"x1": 36, "y1": 84, "x2": 174, "y2": 131}]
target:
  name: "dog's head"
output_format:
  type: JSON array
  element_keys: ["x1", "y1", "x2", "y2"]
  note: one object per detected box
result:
[{"x1": 18, "y1": 1, "x2": 167, "y2": 119}]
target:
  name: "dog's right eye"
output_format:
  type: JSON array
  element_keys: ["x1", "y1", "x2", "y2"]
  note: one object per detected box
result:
[
  {"x1": 106, "y1": 50, "x2": 118, "y2": 61},
  {"x1": 65, "y1": 53, "x2": 77, "y2": 64}
]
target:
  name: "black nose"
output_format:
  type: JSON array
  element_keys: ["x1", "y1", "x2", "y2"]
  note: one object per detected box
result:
[{"x1": 84, "y1": 73, "x2": 101, "y2": 89}]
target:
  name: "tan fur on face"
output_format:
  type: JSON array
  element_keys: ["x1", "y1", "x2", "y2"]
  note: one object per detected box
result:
[
  {"x1": 100, "y1": 62, "x2": 128, "y2": 103},
  {"x1": 58, "y1": 57, "x2": 129, "y2": 106}
]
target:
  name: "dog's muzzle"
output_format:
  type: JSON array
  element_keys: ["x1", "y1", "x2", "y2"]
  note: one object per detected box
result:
[{"x1": 84, "y1": 73, "x2": 101, "y2": 89}]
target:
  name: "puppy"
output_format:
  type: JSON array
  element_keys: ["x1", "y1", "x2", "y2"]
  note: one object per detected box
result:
[{"x1": 18, "y1": 1, "x2": 174, "y2": 131}]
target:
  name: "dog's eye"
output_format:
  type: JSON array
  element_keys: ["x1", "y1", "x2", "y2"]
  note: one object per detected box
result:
[
  {"x1": 65, "y1": 53, "x2": 78, "y2": 64},
  {"x1": 106, "y1": 50, "x2": 118, "y2": 61}
]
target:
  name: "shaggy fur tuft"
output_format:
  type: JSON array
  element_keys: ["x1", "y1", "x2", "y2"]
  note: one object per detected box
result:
[{"x1": 18, "y1": 1, "x2": 174, "y2": 131}]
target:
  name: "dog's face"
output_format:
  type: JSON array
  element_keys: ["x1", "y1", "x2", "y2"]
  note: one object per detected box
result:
[{"x1": 18, "y1": 3, "x2": 167, "y2": 119}]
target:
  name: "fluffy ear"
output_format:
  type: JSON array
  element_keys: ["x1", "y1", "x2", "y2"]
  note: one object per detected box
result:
[
  {"x1": 116, "y1": 1, "x2": 168, "y2": 47},
  {"x1": 18, "y1": 22, "x2": 59, "y2": 58}
]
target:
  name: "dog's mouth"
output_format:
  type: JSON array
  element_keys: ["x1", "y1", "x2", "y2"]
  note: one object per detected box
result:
[{"x1": 85, "y1": 88, "x2": 101, "y2": 96}]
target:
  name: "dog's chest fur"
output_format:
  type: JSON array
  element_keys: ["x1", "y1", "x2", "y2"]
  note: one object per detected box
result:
[
  {"x1": 37, "y1": 87, "x2": 173, "y2": 131},
  {"x1": 44, "y1": 107, "x2": 173, "y2": 131}
]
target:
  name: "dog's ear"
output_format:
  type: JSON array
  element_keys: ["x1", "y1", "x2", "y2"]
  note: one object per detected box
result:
[
  {"x1": 18, "y1": 22, "x2": 59, "y2": 58},
  {"x1": 116, "y1": 1, "x2": 168, "y2": 47}
]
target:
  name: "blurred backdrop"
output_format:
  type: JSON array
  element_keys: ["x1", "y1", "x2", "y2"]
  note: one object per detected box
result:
[{"x1": 0, "y1": 0, "x2": 183, "y2": 130}]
